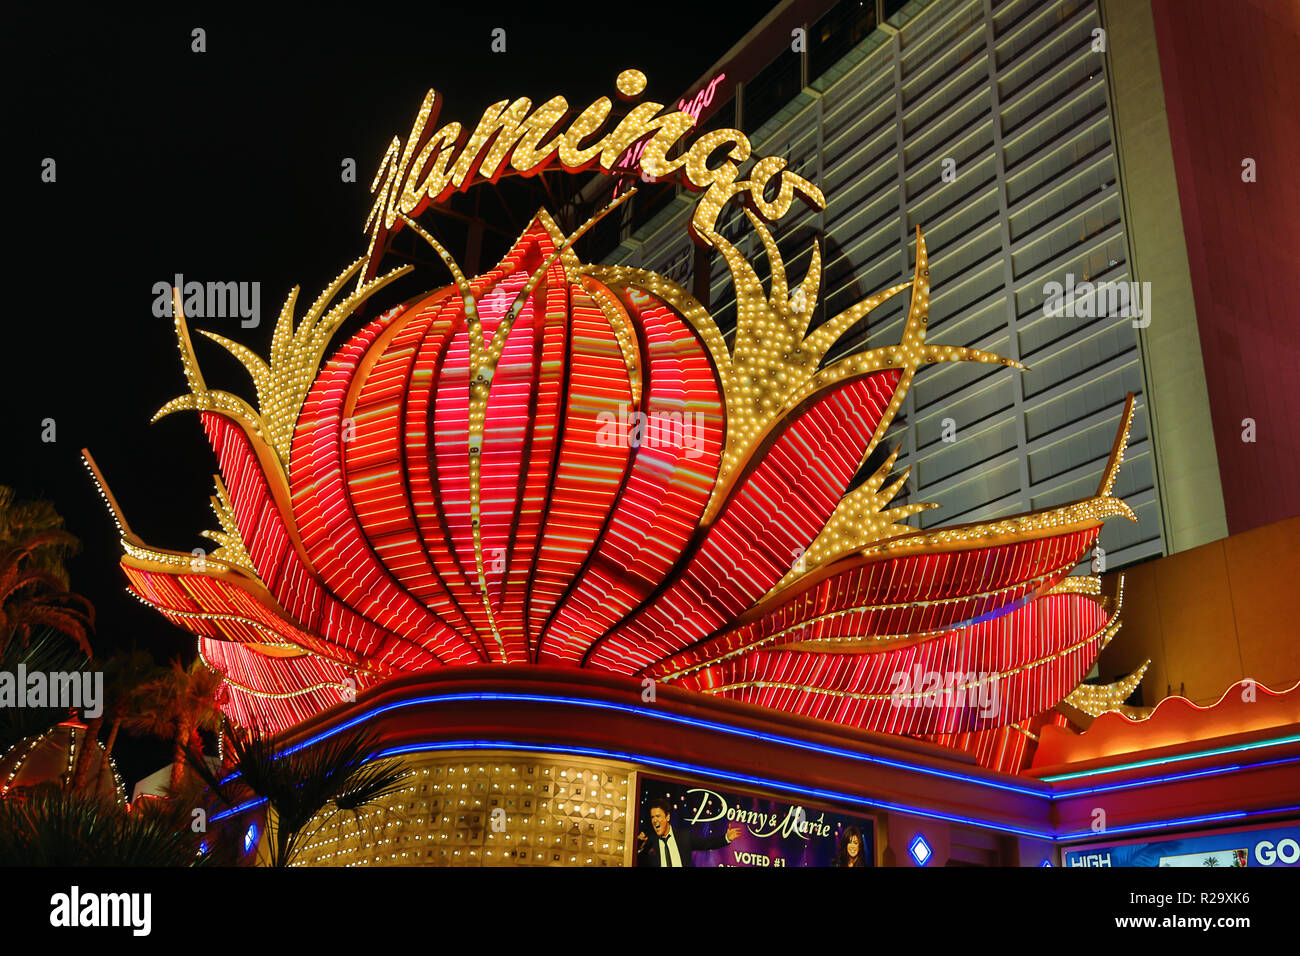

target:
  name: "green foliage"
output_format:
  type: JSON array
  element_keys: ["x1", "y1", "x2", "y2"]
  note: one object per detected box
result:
[
  {"x1": 0, "y1": 485, "x2": 79, "y2": 586},
  {"x1": 190, "y1": 721, "x2": 408, "y2": 867},
  {"x1": 0, "y1": 632, "x2": 89, "y2": 753},
  {"x1": 124, "y1": 658, "x2": 224, "y2": 792},
  {"x1": 0, "y1": 485, "x2": 95, "y2": 660},
  {"x1": 0, "y1": 789, "x2": 207, "y2": 866}
]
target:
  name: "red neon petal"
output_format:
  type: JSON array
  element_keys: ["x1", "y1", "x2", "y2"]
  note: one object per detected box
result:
[{"x1": 588, "y1": 370, "x2": 901, "y2": 673}]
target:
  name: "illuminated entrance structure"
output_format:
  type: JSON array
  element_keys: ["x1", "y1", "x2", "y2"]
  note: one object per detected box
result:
[
  {"x1": 86, "y1": 69, "x2": 1138, "y2": 765},
  {"x1": 82, "y1": 72, "x2": 1183, "y2": 865}
]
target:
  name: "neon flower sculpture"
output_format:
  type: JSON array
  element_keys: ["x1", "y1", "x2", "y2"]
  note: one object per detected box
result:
[{"x1": 84, "y1": 79, "x2": 1140, "y2": 773}]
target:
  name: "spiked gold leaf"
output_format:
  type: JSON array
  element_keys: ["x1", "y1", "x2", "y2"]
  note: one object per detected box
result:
[
  {"x1": 154, "y1": 258, "x2": 413, "y2": 478},
  {"x1": 199, "y1": 476, "x2": 255, "y2": 573},
  {"x1": 1064, "y1": 660, "x2": 1150, "y2": 717},
  {"x1": 774, "y1": 444, "x2": 937, "y2": 590}
]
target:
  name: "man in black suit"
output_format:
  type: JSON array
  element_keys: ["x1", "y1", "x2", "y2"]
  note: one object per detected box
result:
[{"x1": 636, "y1": 797, "x2": 741, "y2": 867}]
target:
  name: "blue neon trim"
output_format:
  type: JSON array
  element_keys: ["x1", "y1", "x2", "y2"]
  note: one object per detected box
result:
[
  {"x1": 265, "y1": 691, "x2": 1045, "y2": 797},
  {"x1": 1052, "y1": 754, "x2": 1300, "y2": 798},
  {"x1": 209, "y1": 737, "x2": 1047, "y2": 839},
  {"x1": 373, "y1": 739, "x2": 1052, "y2": 839},
  {"x1": 1039, "y1": 733, "x2": 1300, "y2": 782},
  {"x1": 211, "y1": 796, "x2": 266, "y2": 823},
  {"x1": 203, "y1": 693, "x2": 1300, "y2": 845},
  {"x1": 206, "y1": 740, "x2": 1300, "y2": 846},
  {"x1": 1056, "y1": 804, "x2": 1300, "y2": 843}
]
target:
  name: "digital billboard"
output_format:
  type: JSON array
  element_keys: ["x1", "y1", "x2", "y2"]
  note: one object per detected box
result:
[{"x1": 1064, "y1": 821, "x2": 1300, "y2": 867}]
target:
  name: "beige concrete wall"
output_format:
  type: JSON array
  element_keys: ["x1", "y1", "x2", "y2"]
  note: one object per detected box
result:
[
  {"x1": 1101, "y1": 0, "x2": 1228, "y2": 552},
  {"x1": 1101, "y1": 515, "x2": 1300, "y2": 705}
]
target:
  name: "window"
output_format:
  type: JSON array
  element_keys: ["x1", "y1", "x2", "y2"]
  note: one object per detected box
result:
[
  {"x1": 743, "y1": 51, "x2": 802, "y2": 132},
  {"x1": 811, "y1": 0, "x2": 879, "y2": 83}
]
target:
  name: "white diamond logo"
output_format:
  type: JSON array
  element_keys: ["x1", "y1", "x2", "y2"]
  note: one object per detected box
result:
[{"x1": 908, "y1": 834, "x2": 932, "y2": 866}]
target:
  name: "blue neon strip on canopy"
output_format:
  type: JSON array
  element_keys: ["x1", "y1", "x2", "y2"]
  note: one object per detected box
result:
[
  {"x1": 1039, "y1": 733, "x2": 1300, "y2": 782},
  {"x1": 1056, "y1": 804, "x2": 1300, "y2": 843},
  {"x1": 374, "y1": 739, "x2": 1049, "y2": 838},
  {"x1": 1051, "y1": 754, "x2": 1300, "y2": 798},
  {"x1": 205, "y1": 692, "x2": 1300, "y2": 843},
  {"x1": 207, "y1": 738, "x2": 1300, "y2": 845},
  {"x1": 263, "y1": 691, "x2": 1045, "y2": 797}
]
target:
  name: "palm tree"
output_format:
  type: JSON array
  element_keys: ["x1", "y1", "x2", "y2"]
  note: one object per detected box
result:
[
  {"x1": 103, "y1": 651, "x2": 166, "y2": 761},
  {"x1": 0, "y1": 533, "x2": 94, "y2": 660},
  {"x1": 124, "y1": 659, "x2": 224, "y2": 793},
  {"x1": 70, "y1": 648, "x2": 164, "y2": 792},
  {"x1": 0, "y1": 487, "x2": 94, "y2": 660},
  {"x1": 0, "y1": 485, "x2": 76, "y2": 583},
  {"x1": 0, "y1": 631, "x2": 89, "y2": 754},
  {"x1": 189, "y1": 721, "x2": 409, "y2": 867},
  {"x1": 0, "y1": 788, "x2": 209, "y2": 866}
]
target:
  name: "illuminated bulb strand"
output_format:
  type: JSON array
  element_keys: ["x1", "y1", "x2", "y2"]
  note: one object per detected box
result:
[
  {"x1": 1096, "y1": 393, "x2": 1136, "y2": 498},
  {"x1": 1010, "y1": 722, "x2": 1038, "y2": 742},
  {"x1": 1101, "y1": 575, "x2": 1125, "y2": 648},
  {"x1": 1048, "y1": 576, "x2": 1102, "y2": 596},
  {"x1": 706, "y1": 597, "x2": 1123, "y2": 702},
  {"x1": 1063, "y1": 660, "x2": 1150, "y2": 718},
  {"x1": 123, "y1": 580, "x2": 382, "y2": 679},
  {"x1": 80, "y1": 451, "x2": 132, "y2": 541},
  {"x1": 857, "y1": 495, "x2": 1134, "y2": 559},
  {"x1": 195, "y1": 640, "x2": 356, "y2": 701},
  {"x1": 199, "y1": 476, "x2": 255, "y2": 572},
  {"x1": 774, "y1": 563, "x2": 1085, "y2": 650},
  {"x1": 152, "y1": 601, "x2": 306, "y2": 652},
  {"x1": 121, "y1": 539, "x2": 232, "y2": 572},
  {"x1": 398, "y1": 195, "x2": 635, "y2": 664},
  {"x1": 392, "y1": 213, "x2": 513, "y2": 658},
  {"x1": 580, "y1": 277, "x2": 644, "y2": 408},
  {"x1": 773, "y1": 443, "x2": 936, "y2": 590},
  {"x1": 654, "y1": 557, "x2": 1082, "y2": 683}
]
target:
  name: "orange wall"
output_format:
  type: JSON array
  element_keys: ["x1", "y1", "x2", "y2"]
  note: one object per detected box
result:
[{"x1": 1101, "y1": 515, "x2": 1300, "y2": 705}]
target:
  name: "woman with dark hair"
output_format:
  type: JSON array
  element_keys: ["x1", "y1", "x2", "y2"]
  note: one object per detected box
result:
[{"x1": 833, "y1": 825, "x2": 867, "y2": 866}]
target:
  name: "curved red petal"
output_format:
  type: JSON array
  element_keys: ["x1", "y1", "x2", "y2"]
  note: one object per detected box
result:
[
  {"x1": 538, "y1": 288, "x2": 724, "y2": 664},
  {"x1": 646, "y1": 527, "x2": 1098, "y2": 680},
  {"x1": 677, "y1": 592, "x2": 1111, "y2": 735},
  {"x1": 586, "y1": 369, "x2": 901, "y2": 673}
]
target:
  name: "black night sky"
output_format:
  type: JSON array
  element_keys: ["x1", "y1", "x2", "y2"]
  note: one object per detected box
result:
[{"x1": 5, "y1": 3, "x2": 765, "y2": 784}]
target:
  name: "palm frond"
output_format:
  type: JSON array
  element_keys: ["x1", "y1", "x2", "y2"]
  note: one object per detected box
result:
[
  {"x1": 0, "y1": 631, "x2": 90, "y2": 752},
  {"x1": 0, "y1": 789, "x2": 206, "y2": 866},
  {"x1": 212, "y1": 723, "x2": 409, "y2": 866}
]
